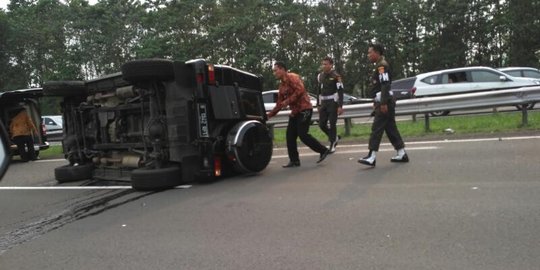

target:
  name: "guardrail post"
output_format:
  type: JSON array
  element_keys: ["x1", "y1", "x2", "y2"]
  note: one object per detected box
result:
[
  {"x1": 412, "y1": 114, "x2": 417, "y2": 122},
  {"x1": 521, "y1": 106, "x2": 529, "y2": 126},
  {"x1": 344, "y1": 118, "x2": 352, "y2": 136},
  {"x1": 424, "y1": 113, "x2": 431, "y2": 132}
]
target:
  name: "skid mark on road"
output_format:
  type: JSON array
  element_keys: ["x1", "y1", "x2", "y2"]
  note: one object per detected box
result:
[{"x1": 0, "y1": 189, "x2": 160, "y2": 255}]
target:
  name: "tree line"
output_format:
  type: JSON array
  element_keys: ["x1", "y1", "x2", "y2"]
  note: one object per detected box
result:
[{"x1": 1, "y1": 0, "x2": 539, "y2": 110}]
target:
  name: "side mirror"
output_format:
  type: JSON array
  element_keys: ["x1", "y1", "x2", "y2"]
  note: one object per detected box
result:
[
  {"x1": 0, "y1": 121, "x2": 10, "y2": 180},
  {"x1": 499, "y1": 75, "x2": 508, "y2": 81}
]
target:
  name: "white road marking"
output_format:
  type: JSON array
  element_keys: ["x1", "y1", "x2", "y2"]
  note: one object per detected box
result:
[
  {"x1": 271, "y1": 135, "x2": 540, "y2": 151},
  {"x1": 5, "y1": 135, "x2": 538, "y2": 191},
  {"x1": 272, "y1": 146, "x2": 438, "y2": 159}
]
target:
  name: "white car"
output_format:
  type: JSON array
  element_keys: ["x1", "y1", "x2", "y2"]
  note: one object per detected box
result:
[
  {"x1": 498, "y1": 67, "x2": 540, "y2": 79},
  {"x1": 262, "y1": 90, "x2": 317, "y2": 111},
  {"x1": 403, "y1": 66, "x2": 540, "y2": 115},
  {"x1": 42, "y1": 115, "x2": 63, "y2": 137},
  {"x1": 262, "y1": 90, "x2": 365, "y2": 112}
]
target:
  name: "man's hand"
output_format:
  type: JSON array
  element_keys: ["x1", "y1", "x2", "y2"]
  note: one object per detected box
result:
[
  {"x1": 380, "y1": 104, "x2": 388, "y2": 114},
  {"x1": 337, "y1": 107, "x2": 344, "y2": 115},
  {"x1": 266, "y1": 113, "x2": 273, "y2": 119}
]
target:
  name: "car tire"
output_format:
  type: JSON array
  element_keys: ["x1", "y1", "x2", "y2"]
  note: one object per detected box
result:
[
  {"x1": 515, "y1": 103, "x2": 535, "y2": 110},
  {"x1": 121, "y1": 59, "x2": 175, "y2": 83},
  {"x1": 55, "y1": 163, "x2": 94, "y2": 183},
  {"x1": 131, "y1": 165, "x2": 182, "y2": 191},
  {"x1": 226, "y1": 121, "x2": 273, "y2": 174},
  {"x1": 43, "y1": 81, "x2": 87, "y2": 97},
  {"x1": 430, "y1": 111, "x2": 450, "y2": 117}
]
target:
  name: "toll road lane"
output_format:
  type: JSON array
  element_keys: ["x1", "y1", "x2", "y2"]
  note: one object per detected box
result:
[{"x1": 0, "y1": 136, "x2": 539, "y2": 269}]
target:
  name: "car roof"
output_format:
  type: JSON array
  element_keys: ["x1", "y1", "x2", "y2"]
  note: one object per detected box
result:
[
  {"x1": 498, "y1": 67, "x2": 540, "y2": 72},
  {"x1": 415, "y1": 66, "x2": 505, "y2": 78}
]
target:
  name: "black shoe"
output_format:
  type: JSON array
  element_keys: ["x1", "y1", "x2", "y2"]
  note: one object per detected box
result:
[
  {"x1": 391, "y1": 153, "x2": 409, "y2": 163},
  {"x1": 317, "y1": 149, "x2": 330, "y2": 164},
  {"x1": 282, "y1": 161, "x2": 301, "y2": 168},
  {"x1": 358, "y1": 156, "x2": 376, "y2": 167}
]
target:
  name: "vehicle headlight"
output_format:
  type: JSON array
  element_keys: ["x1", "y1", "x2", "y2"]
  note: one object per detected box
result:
[{"x1": 535, "y1": 80, "x2": 540, "y2": 85}]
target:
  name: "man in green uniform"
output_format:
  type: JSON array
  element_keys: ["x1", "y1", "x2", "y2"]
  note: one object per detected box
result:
[
  {"x1": 317, "y1": 56, "x2": 344, "y2": 153},
  {"x1": 358, "y1": 43, "x2": 408, "y2": 167}
]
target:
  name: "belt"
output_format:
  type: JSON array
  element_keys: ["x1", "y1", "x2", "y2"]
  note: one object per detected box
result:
[{"x1": 320, "y1": 94, "x2": 337, "y2": 101}]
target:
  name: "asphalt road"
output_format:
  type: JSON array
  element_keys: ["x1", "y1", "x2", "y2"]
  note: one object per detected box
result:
[{"x1": 0, "y1": 135, "x2": 539, "y2": 270}]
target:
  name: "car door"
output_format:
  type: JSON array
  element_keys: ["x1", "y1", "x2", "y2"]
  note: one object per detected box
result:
[{"x1": 469, "y1": 69, "x2": 509, "y2": 91}]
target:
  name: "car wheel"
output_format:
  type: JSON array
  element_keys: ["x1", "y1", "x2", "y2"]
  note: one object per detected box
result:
[
  {"x1": 430, "y1": 111, "x2": 450, "y2": 117},
  {"x1": 55, "y1": 163, "x2": 93, "y2": 183},
  {"x1": 43, "y1": 81, "x2": 87, "y2": 97},
  {"x1": 121, "y1": 59, "x2": 175, "y2": 83},
  {"x1": 131, "y1": 165, "x2": 182, "y2": 191},
  {"x1": 226, "y1": 121, "x2": 273, "y2": 174},
  {"x1": 515, "y1": 103, "x2": 535, "y2": 110}
]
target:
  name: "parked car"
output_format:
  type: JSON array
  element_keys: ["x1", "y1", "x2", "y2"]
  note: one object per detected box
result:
[
  {"x1": 44, "y1": 59, "x2": 272, "y2": 190},
  {"x1": 391, "y1": 77, "x2": 417, "y2": 100},
  {"x1": 42, "y1": 115, "x2": 63, "y2": 140},
  {"x1": 392, "y1": 66, "x2": 540, "y2": 115},
  {"x1": 498, "y1": 67, "x2": 540, "y2": 79},
  {"x1": 262, "y1": 90, "x2": 317, "y2": 111},
  {"x1": 0, "y1": 88, "x2": 49, "y2": 158}
]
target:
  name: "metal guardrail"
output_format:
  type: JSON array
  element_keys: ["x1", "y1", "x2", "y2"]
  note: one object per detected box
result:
[{"x1": 267, "y1": 86, "x2": 540, "y2": 133}]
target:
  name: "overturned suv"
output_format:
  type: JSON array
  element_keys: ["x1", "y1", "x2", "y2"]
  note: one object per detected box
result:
[{"x1": 44, "y1": 59, "x2": 273, "y2": 190}]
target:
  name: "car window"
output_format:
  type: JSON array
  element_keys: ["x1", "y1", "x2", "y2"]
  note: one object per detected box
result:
[
  {"x1": 471, "y1": 70, "x2": 501, "y2": 82},
  {"x1": 262, "y1": 93, "x2": 274, "y2": 103},
  {"x1": 420, "y1": 75, "x2": 439, "y2": 85},
  {"x1": 523, "y1": 70, "x2": 540, "y2": 79},
  {"x1": 391, "y1": 77, "x2": 416, "y2": 89},
  {"x1": 44, "y1": 118, "x2": 56, "y2": 125},
  {"x1": 444, "y1": 71, "x2": 469, "y2": 83},
  {"x1": 504, "y1": 70, "x2": 522, "y2": 77}
]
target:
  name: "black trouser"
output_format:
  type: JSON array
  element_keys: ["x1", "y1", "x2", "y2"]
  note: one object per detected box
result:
[
  {"x1": 287, "y1": 109, "x2": 327, "y2": 162},
  {"x1": 318, "y1": 100, "x2": 338, "y2": 142},
  {"x1": 368, "y1": 100, "x2": 405, "y2": 151},
  {"x1": 12, "y1": 135, "x2": 36, "y2": 161}
]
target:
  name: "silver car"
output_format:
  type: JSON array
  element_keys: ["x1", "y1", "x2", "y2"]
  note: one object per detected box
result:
[
  {"x1": 42, "y1": 115, "x2": 63, "y2": 140},
  {"x1": 402, "y1": 66, "x2": 540, "y2": 115},
  {"x1": 498, "y1": 67, "x2": 540, "y2": 79}
]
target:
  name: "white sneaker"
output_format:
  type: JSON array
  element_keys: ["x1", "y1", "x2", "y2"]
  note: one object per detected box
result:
[{"x1": 329, "y1": 136, "x2": 341, "y2": 153}]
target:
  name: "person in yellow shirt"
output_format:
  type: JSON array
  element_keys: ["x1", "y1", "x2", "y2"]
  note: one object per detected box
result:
[{"x1": 9, "y1": 108, "x2": 38, "y2": 161}]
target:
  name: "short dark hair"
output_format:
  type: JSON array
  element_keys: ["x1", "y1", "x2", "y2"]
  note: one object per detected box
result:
[
  {"x1": 369, "y1": 43, "x2": 384, "y2": 55},
  {"x1": 274, "y1": 61, "x2": 287, "y2": 71},
  {"x1": 322, "y1": 56, "x2": 333, "y2": 65}
]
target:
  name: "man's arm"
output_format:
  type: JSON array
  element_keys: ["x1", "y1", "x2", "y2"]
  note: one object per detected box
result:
[
  {"x1": 26, "y1": 114, "x2": 38, "y2": 134},
  {"x1": 267, "y1": 89, "x2": 286, "y2": 118},
  {"x1": 316, "y1": 73, "x2": 322, "y2": 107},
  {"x1": 336, "y1": 74, "x2": 344, "y2": 107},
  {"x1": 377, "y1": 64, "x2": 391, "y2": 105}
]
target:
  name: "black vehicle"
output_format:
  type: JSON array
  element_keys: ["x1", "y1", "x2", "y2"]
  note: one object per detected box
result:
[
  {"x1": 44, "y1": 59, "x2": 273, "y2": 190},
  {"x1": 0, "y1": 88, "x2": 49, "y2": 158}
]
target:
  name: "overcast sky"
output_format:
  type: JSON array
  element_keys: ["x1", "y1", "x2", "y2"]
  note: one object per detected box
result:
[{"x1": 0, "y1": 0, "x2": 9, "y2": 10}]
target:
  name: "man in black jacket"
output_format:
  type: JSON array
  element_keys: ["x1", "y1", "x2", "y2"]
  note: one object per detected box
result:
[
  {"x1": 358, "y1": 43, "x2": 408, "y2": 167},
  {"x1": 317, "y1": 56, "x2": 344, "y2": 153}
]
